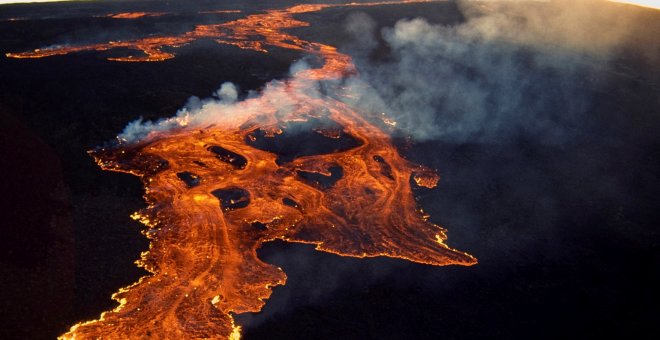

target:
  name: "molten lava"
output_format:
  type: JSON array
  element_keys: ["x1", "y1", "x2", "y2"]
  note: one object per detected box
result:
[
  {"x1": 9, "y1": 1, "x2": 477, "y2": 339},
  {"x1": 6, "y1": 1, "x2": 431, "y2": 62},
  {"x1": 108, "y1": 12, "x2": 167, "y2": 19}
]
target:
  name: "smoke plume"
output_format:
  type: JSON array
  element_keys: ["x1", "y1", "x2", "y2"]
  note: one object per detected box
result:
[
  {"x1": 118, "y1": 1, "x2": 654, "y2": 147},
  {"x1": 118, "y1": 70, "x2": 322, "y2": 143},
  {"x1": 340, "y1": 0, "x2": 654, "y2": 144}
]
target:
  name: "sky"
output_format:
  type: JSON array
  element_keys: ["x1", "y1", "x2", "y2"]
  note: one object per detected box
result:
[{"x1": 611, "y1": 0, "x2": 660, "y2": 9}]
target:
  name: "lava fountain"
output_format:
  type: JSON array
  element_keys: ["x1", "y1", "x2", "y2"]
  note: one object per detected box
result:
[{"x1": 8, "y1": 1, "x2": 477, "y2": 339}]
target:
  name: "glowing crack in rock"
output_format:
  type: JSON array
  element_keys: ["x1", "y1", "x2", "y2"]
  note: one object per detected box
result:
[{"x1": 8, "y1": 1, "x2": 477, "y2": 339}]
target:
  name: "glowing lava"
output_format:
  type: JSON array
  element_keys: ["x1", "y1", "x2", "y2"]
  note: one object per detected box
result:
[
  {"x1": 6, "y1": 1, "x2": 431, "y2": 62},
  {"x1": 9, "y1": 1, "x2": 477, "y2": 339},
  {"x1": 108, "y1": 12, "x2": 167, "y2": 19}
]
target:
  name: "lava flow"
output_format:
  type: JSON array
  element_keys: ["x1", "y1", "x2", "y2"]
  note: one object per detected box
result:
[
  {"x1": 6, "y1": 1, "x2": 430, "y2": 62},
  {"x1": 108, "y1": 12, "x2": 167, "y2": 19},
  {"x1": 14, "y1": 1, "x2": 477, "y2": 339}
]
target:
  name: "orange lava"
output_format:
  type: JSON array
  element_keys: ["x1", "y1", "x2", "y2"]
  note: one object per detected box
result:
[
  {"x1": 109, "y1": 12, "x2": 167, "y2": 19},
  {"x1": 19, "y1": 1, "x2": 476, "y2": 339},
  {"x1": 199, "y1": 10, "x2": 243, "y2": 15},
  {"x1": 6, "y1": 1, "x2": 433, "y2": 62}
]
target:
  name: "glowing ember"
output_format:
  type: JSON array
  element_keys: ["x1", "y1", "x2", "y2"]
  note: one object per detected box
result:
[{"x1": 11, "y1": 1, "x2": 477, "y2": 339}]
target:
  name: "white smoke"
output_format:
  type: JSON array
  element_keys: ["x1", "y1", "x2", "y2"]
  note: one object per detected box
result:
[
  {"x1": 117, "y1": 63, "x2": 321, "y2": 143},
  {"x1": 116, "y1": 1, "x2": 656, "y2": 146},
  {"x1": 341, "y1": 0, "x2": 656, "y2": 144},
  {"x1": 214, "y1": 82, "x2": 238, "y2": 103}
]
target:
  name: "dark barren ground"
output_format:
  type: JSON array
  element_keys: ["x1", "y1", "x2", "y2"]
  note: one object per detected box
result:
[{"x1": 0, "y1": 1, "x2": 659, "y2": 339}]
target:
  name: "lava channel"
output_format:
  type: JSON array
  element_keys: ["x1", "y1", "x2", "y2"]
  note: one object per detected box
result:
[{"x1": 11, "y1": 1, "x2": 479, "y2": 339}]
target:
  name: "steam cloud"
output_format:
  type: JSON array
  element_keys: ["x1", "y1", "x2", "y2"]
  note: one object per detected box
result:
[
  {"x1": 341, "y1": 0, "x2": 650, "y2": 144},
  {"x1": 118, "y1": 1, "x2": 651, "y2": 147},
  {"x1": 118, "y1": 74, "x2": 321, "y2": 143}
]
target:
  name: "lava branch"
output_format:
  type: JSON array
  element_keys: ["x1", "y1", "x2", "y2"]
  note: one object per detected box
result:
[
  {"x1": 44, "y1": 1, "x2": 477, "y2": 340},
  {"x1": 6, "y1": 1, "x2": 436, "y2": 62}
]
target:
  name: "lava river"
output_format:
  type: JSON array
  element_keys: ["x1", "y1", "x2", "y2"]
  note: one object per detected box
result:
[{"x1": 8, "y1": 1, "x2": 478, "y2": 339}]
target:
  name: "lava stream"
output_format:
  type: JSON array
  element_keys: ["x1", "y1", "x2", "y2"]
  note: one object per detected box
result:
[{"x1": 15, "y1": 1, "x2": 482, "y2": 339}]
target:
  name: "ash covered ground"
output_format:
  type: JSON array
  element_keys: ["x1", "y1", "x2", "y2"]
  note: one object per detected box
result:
[{"x1": 0, "y1": 0, "x2": 659, "y2": 339}]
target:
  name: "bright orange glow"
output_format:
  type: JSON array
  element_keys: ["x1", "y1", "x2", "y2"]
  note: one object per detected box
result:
[
  {"x1": 199, "y1": 10, "x2": 243, "y2": 14},
  {"x1": 6, "y1": 1, "x2": 433, "y2": 62},
  {"x1": 10, "y1": 1, "x2": 476, "y2": 339},
  {"x1": 108, "y1": 12, "x2": 167, "y2": 19},
  {"x1": 609, "y1": 0, "x2": 660, "y2": 9}
]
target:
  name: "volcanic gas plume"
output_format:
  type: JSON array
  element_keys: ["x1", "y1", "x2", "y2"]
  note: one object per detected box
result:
[{"x1": 9, "y1": 1, "x2": 476, "y2": 339}]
